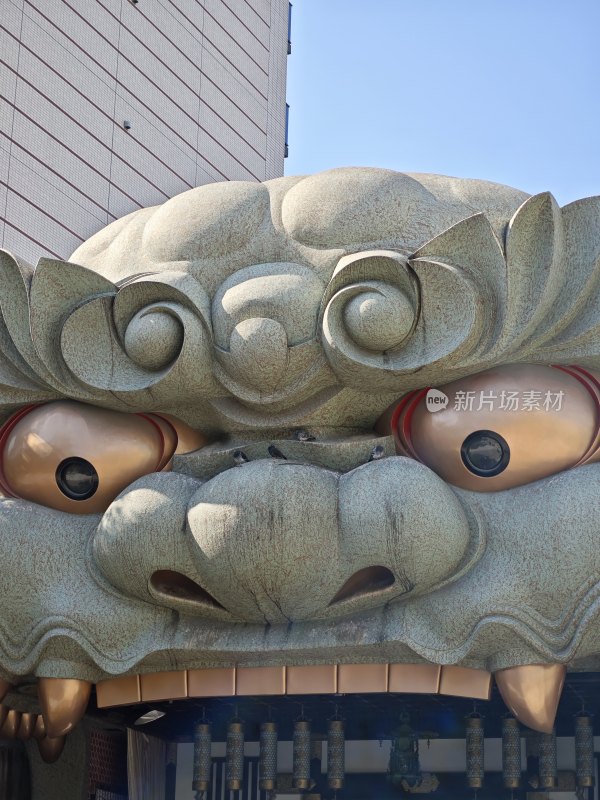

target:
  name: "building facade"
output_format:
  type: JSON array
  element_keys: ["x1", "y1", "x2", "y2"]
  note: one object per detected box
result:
[{"x1": 1, "y1": 0, "x2": 290, "y2": 266}]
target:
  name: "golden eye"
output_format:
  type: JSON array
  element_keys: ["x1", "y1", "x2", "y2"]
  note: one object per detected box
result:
[
  {"x1": 388, "y1": 364, "x2": 600, "y2": 491},
  {"x1": 0, "y1": 401, "x2": 182, "y2": 514}
]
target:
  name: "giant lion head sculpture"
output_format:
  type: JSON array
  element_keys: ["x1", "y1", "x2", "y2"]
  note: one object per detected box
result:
[{"x1": 1, "y1": 167, "x2": 600, "y2": 759}]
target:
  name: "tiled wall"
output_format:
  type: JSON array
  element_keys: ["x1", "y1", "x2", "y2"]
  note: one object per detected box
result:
[{"x1": 0, "y1": 0, "x2": 289, "y2": 265}]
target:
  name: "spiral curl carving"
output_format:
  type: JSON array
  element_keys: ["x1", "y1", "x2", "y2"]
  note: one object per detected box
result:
[
  {"x1": 320, "y1": 250, "x2": 420, "y2": 384},
  {"x1": 57, "y1": 270, "x2": 218, "y2": 406}
]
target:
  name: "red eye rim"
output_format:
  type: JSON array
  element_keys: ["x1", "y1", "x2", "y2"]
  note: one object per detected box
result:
[
  {"x1": 552, "y1": 364, "x2": 600, "y2": 408},
  {"x1": 552, "y1": 365, "x2": 600, "y2": 465},
  {"x1": 0, "y1": 404, "x2": 179, "y2": 501},
  {"x1": 136, "y1": 413, "x2": 167, "y2": 471},
  {"x1": 0, "y1": 404, "x2": 40, "y2": 497},
  {"x1": 390, "y1": 388, "x2": 428, "y2": 459}
]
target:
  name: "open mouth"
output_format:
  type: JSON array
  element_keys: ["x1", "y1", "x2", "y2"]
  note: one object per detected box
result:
[
  {"x1": 0, "y1": 663, "x2": 493, "y2": 761},
  {"x1": 0, "y1": 660, "x2": 575, "y2": 771}
]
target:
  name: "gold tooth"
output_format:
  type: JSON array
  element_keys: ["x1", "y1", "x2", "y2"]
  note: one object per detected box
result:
[
  {"x1": 236, "y1": 666, "x2": 286, "y2": 696},
  {"x1": 285, "y1": 665, "x2": 337, "y2": 695},
  {"x1": 17, "y1": 712, "x2": 36, "y2": 741},
  {"x1": 96, "y1": 675, "x2": 141, "y2": 709},
  {"x1": 37, "y1": 735, "x2": 66, "y2": 764},
  {"x1": 389, "y1": 663, "x2": 441, "y2": 694},
  {"x1": 188, "y1": 668, "x2": 236, "y2": 699},
  {"x1": 95, "y1": 663, "x2": 498, "y2": 708},
  {"x1": 0, "y1": 709, "x2": 21, "y2": 739},
  {"x1": 337, "y1": 663, "x2": 389, "y2": 694},
  {"x1": 439, "y1": 666, "x2": 493, "y2": 700},
  {"x1": 139, "y1": 671, "x2": 187, "y2": 703},
  {"x1": 495, "y1": 664, "x2": 566, "y2": 733},
  {"x1": 38, "y1": 678, "x2": 92, "y2": 738},
  {"x1": 32, "y1": 714, "x2": 46, "y2": 741}
]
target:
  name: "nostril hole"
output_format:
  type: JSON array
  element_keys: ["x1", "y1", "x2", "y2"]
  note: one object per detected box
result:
[
  {"x1": 329, "y1": 566, "x2": 395, "y2": 605},
  {"x1": 150, "y1": 570, "x2": 226, "y2": 610}
]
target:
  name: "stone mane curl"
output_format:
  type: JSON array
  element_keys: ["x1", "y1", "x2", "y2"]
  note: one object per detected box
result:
[{"x1": 0, "y1": 167, "x2": 598, "y2": 431}]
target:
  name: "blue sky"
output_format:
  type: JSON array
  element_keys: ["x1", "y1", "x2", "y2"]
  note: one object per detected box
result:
[{"x1": 285, "y1": 0, "x2": 600, "y2": 206}]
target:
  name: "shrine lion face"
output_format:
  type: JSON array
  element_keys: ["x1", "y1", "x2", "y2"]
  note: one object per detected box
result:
[{"x1": 1, "y1": 167, "x2": 600, "y2": 749}]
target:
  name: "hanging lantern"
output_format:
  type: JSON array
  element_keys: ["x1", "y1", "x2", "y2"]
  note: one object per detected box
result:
[
  {"x1": 465, "y1": 714, "x2": 484, "y2": 789},
  {"x1": 575, "y1": 714, "x2": 594, "y2": 788},
  {"x1": 328, "y1": 719, "x2": 345, "y2": 791},
  {"x1": 502, "y1": 716, "x2": 521, "y2": 789},
  {"x1": 259, "y1": 721, "x2": 278, "y2": 792},
  {"x1": 538, "y1": 730, "x2": 557, "y2": 789},
  {"x1": 192, "y1": 722, "x2": 212, "y2": 793},
  {"x1": 293, "y1": 719, "x2": 311, "y2": 790},
  {"x1": 226, "y1": 720, "x2": 244, "y2": 791}
]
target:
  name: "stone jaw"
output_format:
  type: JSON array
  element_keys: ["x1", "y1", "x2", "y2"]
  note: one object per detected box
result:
[{"x1": 0, "y1": 462, "x2": 596, "y2": 737}]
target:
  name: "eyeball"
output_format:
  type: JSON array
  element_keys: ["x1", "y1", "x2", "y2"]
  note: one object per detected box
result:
[
  {"x1": 0, "y1": 401, "x2": 181, "y2": 514},
  {"x1": 460, "y1": 430, "x2": 510, "y2": 477},
  {"x1": 386, "y1": 364, "x2": 600, "y2": 492},
  {"x1": 56, "y1": 458, "x2": 100, "y2": 500}
]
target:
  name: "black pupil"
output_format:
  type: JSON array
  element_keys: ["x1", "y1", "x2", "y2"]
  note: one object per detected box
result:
[
  {"x1": 461, "y1": 430, "x2": 510, "y2": 477},
  {"x1": 56, "y1": 458, "x2": 99, "y2": 500}
]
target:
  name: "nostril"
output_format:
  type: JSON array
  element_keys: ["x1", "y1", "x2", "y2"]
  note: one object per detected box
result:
[
  {"x1": 329, "y1": 566, "x2": 395, "y2": 605},
  {"x1": 150, "y1": 570, "x2": 226, "y2": 610}
]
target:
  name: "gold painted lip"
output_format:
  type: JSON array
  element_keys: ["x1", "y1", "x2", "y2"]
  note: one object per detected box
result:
[{"x1": 95, "y1": 663, "x2": 493, "y2": 709}]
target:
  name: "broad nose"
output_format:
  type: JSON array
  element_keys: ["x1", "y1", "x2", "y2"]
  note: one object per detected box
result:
[
  {"x1": 186, "y1": 460, "x2": 340, "y2": 623},
  {"x1": 185, "y1": 458, "x2": 471, "y2": 624},
  {"x1": 94, "y1": 460, "x2": 472, "y2": 624}
]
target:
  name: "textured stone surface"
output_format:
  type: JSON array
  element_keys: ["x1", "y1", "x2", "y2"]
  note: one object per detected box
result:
[{"x1": 0, "y1": 167, "x2": 600, "y2": 688}]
